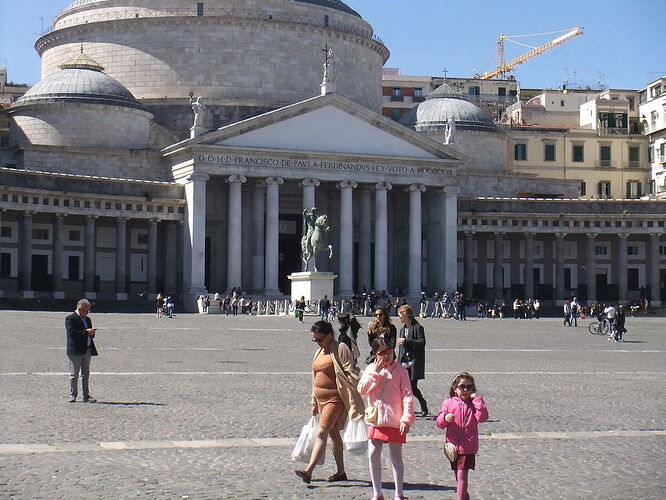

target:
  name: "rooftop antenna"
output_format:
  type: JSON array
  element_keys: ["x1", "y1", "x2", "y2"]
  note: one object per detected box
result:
[{"x1": 35, "y1": 17, "x2": 44, "y2": 35}]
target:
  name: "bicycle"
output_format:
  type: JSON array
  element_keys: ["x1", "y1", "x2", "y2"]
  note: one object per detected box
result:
[{"x1": 588, "y1": 319, "x2": 609, "y2": 335}]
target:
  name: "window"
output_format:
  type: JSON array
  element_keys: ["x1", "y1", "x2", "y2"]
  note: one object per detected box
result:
[
  {"x1": 560, "y1": 100, "x2": 565, "y2": 107},
  {"x1": 413, "y1": 88, "x2": 424, "y2": 101},
  {"x1": 648, "y1": 145, "x2": 654, "y2": 163},
  {"x1": 629, "y1": 146, "x2": 640, "y2": 166},
  {"x1": 572, "y1": 144, "x2": 584, "y2": 162},
  {"x1": 627, "y1": 96, "x2": 635, "y2": 110},
  {"x1": 514, "y1": 143, "x2": 527, "y2": 161},
  {"x1": 579, "y1": 181, "x2": 587, "y2": 196},
  {"x1": 544, "y1": 143, "x2": 556, "y2": 161},
  {"x1": 598, "y1": 181, "x2": 611, "y2": 199},
  {"x1": 32, "y1": 229, "x2": 49, "y2": 240},
  {"x1": 391, "y1": 88, "x2": 403, "y2": 102},
  {"x1": 196, "y1": 2, "x2": 204, "y2": 15},
  {"x1": 391, "y1": 108, "x2": 401, "y2": 120},
  {"x1": 651, "y1": 111, "x2": 658, "y2": 127},
  {"x1": 0, "y1": 226, "x2": 10, "y2": 238},
  {"x1": 627, "y1": 246, "x2": 639, "y2": 256},
  {"x1": 0, "y1": 136, "x2": 8, "y2": 148},
  {"x1": 137, "y1": 233, "x2": 149, "y2": 245},
  {"x1": 468, "y1": 86, "x2": 480, "y2": 96},
  {"x1": 595, "y1": 246, "x2": 608, "y2": 256},
  {"x1": 626, "y1": 181, "x2": 642, "y2": 199},
  {"x1": 69, "y1": 230, "x2": 80, "y2": 241},
  {"x1": 0, "y1": 253, "x2": 10, "y2": 278},
  {"x1": 660, "y1": 245, "x2": 666, "y2": 256},
  {"x1": 498, "y1": 87, "x2": 506, "y2": 97},
  {"x1": 600, "y1": 145, "x2": 611, "y2": 167}
]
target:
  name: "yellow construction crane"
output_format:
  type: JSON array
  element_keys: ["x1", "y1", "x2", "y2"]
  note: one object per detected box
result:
[{"x1": 479, "y1": 27, "x2": 584, "y2": 80}]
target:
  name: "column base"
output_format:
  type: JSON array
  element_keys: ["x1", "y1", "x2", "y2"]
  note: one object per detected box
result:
[
  {"x1": 22, "y1": 291, "x2": 35, "y2": 299},
  {"x1": 116, "y1": 293, "x2": 128, "y2": 301},
  {"x1": 53, "y1": 291, "x2": 65, "y2": 299},
  {"x1": 85, "y1": 292, "x2": 97, "y2": 300}
]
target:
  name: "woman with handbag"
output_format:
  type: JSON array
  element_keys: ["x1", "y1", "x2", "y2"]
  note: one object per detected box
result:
[
  {"x1": 397, "y1": 304, "x2": 429, "y2": 416},
  {"x1": 295, "y1": 321, "x2": 365, "y2": 484},
  {"x1": 358, "y1": 337, "x2": 415, "y2": 500}
]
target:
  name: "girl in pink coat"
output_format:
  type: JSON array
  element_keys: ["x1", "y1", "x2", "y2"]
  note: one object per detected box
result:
[
  {"x1": 436, "y1": 372, "x2": 489, "y2": 500},
  {"x1": 358, "y1": 338, "x2": 415, "y2": 500}
]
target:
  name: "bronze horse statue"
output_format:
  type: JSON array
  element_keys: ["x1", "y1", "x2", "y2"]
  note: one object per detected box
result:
[{"x1": 301, "y1": 214, "x2": 333, "y2": 272}]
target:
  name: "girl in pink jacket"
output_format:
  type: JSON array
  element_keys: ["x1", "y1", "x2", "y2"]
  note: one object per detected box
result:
[
  {"x1": 436, "y1": 372, "x2": 489, "y2": 500},
  {"x1": 358, "y1": 338, "x2": 415, "y2": 500}
]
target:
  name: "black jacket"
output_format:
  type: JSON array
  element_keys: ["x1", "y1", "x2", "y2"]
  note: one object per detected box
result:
[
  {"x1": 397, "y1": 322, "x2": 426, "y2": 381},
  {"x1": 66, "y1": 313, "x2": 98, "y2": 356}
]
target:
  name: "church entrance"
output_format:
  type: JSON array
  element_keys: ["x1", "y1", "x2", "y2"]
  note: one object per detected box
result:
[{"x1": 278, "y1": 214, "x2": 302, "y2": 294}]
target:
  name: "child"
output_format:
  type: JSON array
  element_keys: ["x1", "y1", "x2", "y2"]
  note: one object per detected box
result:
[{"x1": 436, "y1": 372, "x2": 489, "y2": 500}]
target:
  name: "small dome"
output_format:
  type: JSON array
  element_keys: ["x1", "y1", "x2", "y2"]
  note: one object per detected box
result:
[
  {"x1": 12, "y1": 55, "x2": 144, "y2": 111},
  {"x1": 401, "y1": 82, "x2": 497, "y2": 133}
]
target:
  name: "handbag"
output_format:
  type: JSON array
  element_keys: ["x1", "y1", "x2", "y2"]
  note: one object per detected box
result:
[
  {"x1": 363, "y1": 366, "x2": 393, "y2": 424},
  {"x1": 444, "y1": 442, "x2": 458, "y2": 463}
]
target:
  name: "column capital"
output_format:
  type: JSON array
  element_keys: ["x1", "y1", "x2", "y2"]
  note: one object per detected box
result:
[
  {"x1": 85, "y1": 214, "x2": 99, "y2": 221},
  {"x1": 149, "y1": 217, "x2": 160, "y2": 225},
  {"x1": 117, "y1": 216, "x2": 130, "y2": 223},
  {"x1": 524, "y1": 230, "x2": 536, "y2": 239},
  {"x1": 374, "y1": 182, "x2": 392, "y2": 191},
  {"x1": 23, "y1": 210, "x2": 35, "y2": 217},
  {"x1": 648, "y1": 230, "x2": 662, "y2": 239},
  {"x1": 54, "y1": 213, "x2": 66, "y2": 221},
  {"x1": 586, "y1": 231, "x2": 599, "y2": 240},
  {"x1": 186, "y1": 172, "x2": 210, "y2": 183},
  {"x1": 227, "y1": 174, "x2": 247, "y2": 184},
  {"x1": 617, "y1": 232, "x2": 629, "y2": 240},
  {"x1": 407, "y1": 183, "x2": 426, "y2": 193},
  {"x1": 438, "y1": 185, "x2": 459, "y2": 195},
  {"x1": 464, "y1": 228, "x2": 475, "y2": 237},
  {"x1": 493, "y1": 231, "x2": 505, "y2": 239},
  {"x1": 554, "y1": 231, "x2": 567, "y2": 240},
  {"x1": 300, "y1": 178, "x2": 320, "y2": 187},
  {"x1": 265, "y1": 176, "x2": 284, "y2": 185},
  {"x1": 337, "y1": 180, "x2": 358, "y2": 190}
]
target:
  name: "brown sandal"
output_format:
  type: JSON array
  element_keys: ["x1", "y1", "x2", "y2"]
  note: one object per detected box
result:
[
  {"x1": 326, "y1": 472, "x2": 348, "y2": 482},
  {"x1": 295, "y1": 469, "x2": 312, "y2": 484}
]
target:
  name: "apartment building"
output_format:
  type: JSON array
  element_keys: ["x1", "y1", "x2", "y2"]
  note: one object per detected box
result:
[{"x1": 639, "y1": 76, "x2": 666, "y2": 198}]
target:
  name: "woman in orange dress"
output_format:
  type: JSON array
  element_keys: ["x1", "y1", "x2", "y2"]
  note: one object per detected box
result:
[{"x1": 295, "y1": 320, "x2": 364, "y2": 484}]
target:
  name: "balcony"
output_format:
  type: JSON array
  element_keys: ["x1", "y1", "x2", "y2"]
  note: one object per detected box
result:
[
  {"x1": 390, "y1": 95, "x2": 404, "y2": 102},
  {"x1": 596, "y1": 160, "x2": 615, "y2": 168},
  {"x1": 412, "y1": 95, "x2": 426, "y2": 103},
  {"x1": 597, "y1": 126, "x2": 628, "y2": 135},
  {"x1": 628, "y1": 160, "x2": 642, "y2": 168}
]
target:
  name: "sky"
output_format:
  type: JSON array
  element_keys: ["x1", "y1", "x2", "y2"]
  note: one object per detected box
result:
[{"x1": 1, "y1": 0, "x2": 664, "y2": 89}]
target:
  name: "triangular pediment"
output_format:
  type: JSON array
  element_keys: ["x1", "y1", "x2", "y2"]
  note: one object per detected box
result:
[{"x1": 187, "y1": 93, "x2": 464, "y2": 162}]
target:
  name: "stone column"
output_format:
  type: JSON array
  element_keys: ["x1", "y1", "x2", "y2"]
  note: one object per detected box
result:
[
  {"x1": 183, "y1": 172, "x2": 209, "y2": 303},
  {"x1": 251, "y1": 181, "x2": 266, "y2": 293},
  {"x1": 84, "y1": 215, "x2": 96, "y2": 295},
  {"x1": 20, "y1": 211, "x2": 33, "y2": 293},
  {"x1": 464, "y1": 229, "x2": 474, "y2": 298},
  {"x1": 301, "y1": 178, "x2": 320, "y2": 211},
  {"x1": 438, "y1": 186, "x2": 458, "y2": 292},
  {"x1": 164, "y1": 221, "x2": 177, "y2": 294},
  {"x1": 408, "y1": 183, "x2": 426, "y2": 298},
  {"x1": 264, "y1": 176, "x2": 283, "y2": 295},
  {"x1": 374, "y1": 182, "x2": 392, "y2": 293},
  {"x1": 617, "y1": 233, "x2": 628, "y2": 303},
  {"x1": 524, "y1": 232, "x2": 535, "y2": 299},
  {"x1": 227, "y1": 174, "x2": 246, "y2": 290},
  {"x1": 147, "y1": 218, "x2": 158, "y2": 296},
  {"x1": 53, "y1": 214, "x2": 64, "y2": 296},
  {"x1": 555, "y1": 232, "x2": 566, "y2": 303},
  {"x1": 115, "y1": 217, "x2": 128, "y2": 297},
  {"x1": 338, "y1": 180, "x2": 357, "y2": 297},
  {"x1": 649, "y1": 232, "x2": 661, "y2": 307},
  {"x1": 493, "y1": 231, "x2": 504, "y2": 301},
  {"x1": 359, "y1": 186, "x2": 372, "y2": 292},
  {"x1": 586, "y1": 232, "x2": 597, "y2": 303}
]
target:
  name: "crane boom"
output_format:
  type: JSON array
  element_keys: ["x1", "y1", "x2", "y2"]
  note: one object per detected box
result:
[{"x1": 480, "y1": 27, "x2": 583, "y2": 80}]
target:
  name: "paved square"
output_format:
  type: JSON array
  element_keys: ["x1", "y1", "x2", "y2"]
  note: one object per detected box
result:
[{"x1": 1, "y1": 311, "x2": 664, "y2": 499}]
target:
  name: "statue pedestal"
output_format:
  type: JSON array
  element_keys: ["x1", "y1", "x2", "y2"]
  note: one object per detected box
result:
[{"x1": 288, "y1": 272, "x2": 337, "y2": 302}]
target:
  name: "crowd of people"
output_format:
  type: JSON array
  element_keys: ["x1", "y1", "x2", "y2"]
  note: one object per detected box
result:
[
  {"x1": 296, "y1": 308, "x2": 488, "y2": 500},
  {"x1": 197, "y1": 288, "x2": 254, "y2": 315}
]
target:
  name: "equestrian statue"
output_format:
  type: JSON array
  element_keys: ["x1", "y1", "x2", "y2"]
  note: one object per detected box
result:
[{"x1": 301, "y1": 206, "x2": 333, "y2": 272}]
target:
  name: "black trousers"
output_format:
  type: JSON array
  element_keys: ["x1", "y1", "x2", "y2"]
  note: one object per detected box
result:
[{"x1": 411, "y1": 378, "x2": 428, "y2": 413}]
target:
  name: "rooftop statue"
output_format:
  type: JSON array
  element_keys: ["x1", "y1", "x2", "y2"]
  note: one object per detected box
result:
[
  {"x1": 190, "y1": 96, "x2": 207, "y2": 128},
  {"x1": 444, "y1": 115, "x2": 456, "y2": 145}
]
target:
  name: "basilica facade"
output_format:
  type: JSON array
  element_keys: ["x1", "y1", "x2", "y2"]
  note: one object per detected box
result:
[{"x1": 1, "y1": 0, "x2": 664, "y2": 309}]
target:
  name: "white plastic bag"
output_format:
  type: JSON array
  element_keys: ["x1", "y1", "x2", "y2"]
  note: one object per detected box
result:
[
  {"x1": 290, "y1": 416, "x2": 324, "y2": 464},
  {"x1": 343, "y1": 418, "x2": 368, "y2": 454}
]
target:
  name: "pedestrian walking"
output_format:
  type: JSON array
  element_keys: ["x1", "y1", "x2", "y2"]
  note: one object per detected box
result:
[
  {"x1": 397, "y1": 305, "x2": 429, "y2": 416},
  {"x1": 604, "y1": 303, "x2": 617, "y2": 340},
  {"x1": 295, "y1": 321, "x2": 364, "y2": 484},
  {"x1": 320, "y1": 295, "x2": 331, "y2": 320},
  {"x1": 155, "y1": 293, "x2": 163, "y2": 318},
  {"x1": 295, "y1": 296, "x2": 306, "y2": 322},
  {"x1": 563, "y1": 300, "x2": 572, "y2": 327},
  {"x1": 366, "y1": 308, "x2": 397, "y2": 364},
  {"x1": 436, "y1": 372, "x2": 489, "y2": 500},
  {"x1": 337, "y1": 314, "x2": 362, "y2": 370},
  {"x1": 358, "y1": 337, "x2": 415, "y2": 500},
  {"x1": 65, "y1": 299, "x2": 99, "y2": 403},
  {"x1": 615, "y1": 305, "x2": 626, "y2": 342}
]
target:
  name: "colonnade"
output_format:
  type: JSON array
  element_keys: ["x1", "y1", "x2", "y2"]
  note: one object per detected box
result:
[{"x1": 182, "y1": 174, "x2": 458, "y2": 299}]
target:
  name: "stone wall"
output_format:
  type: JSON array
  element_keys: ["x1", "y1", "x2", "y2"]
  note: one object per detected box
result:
[
  {"x1": 10, "y1": 103, "x2": 153, "y2": 150},
  {"x1": 39, "y1": 0, "x2": 388, "y2": 112}
]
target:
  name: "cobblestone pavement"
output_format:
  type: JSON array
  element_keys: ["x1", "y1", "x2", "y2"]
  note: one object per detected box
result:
[{"x1": 0, "y1": 311, "x2": 664, "y2": 499}]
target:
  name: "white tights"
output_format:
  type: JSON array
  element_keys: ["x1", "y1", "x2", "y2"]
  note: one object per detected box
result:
[{"x1": 368, "y1": 439, "x2": 404, "y2": 498}]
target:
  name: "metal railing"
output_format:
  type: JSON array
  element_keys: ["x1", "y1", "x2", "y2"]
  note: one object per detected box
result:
[
  {"x1": 41, "y1": 8, "x2": 385, "y2": 46},
  {"x1": 596, "y1": 160, "x2": 615, "y2": 168}
]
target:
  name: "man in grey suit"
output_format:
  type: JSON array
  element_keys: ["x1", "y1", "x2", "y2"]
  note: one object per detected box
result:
[{"x1": 65, "y1": 299, "x2": 98, "y2": 402}]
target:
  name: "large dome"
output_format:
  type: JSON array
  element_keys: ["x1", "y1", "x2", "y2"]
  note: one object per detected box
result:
[
  {"x1": 13, "y1": 54, "x2": 144, "y2": 111},
  {"x1": 401, "y1": 82, "x2": 498, "y2": 133},
  {"x1": 65, "y1": 0, "x2": 361, "y2": 17}
]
